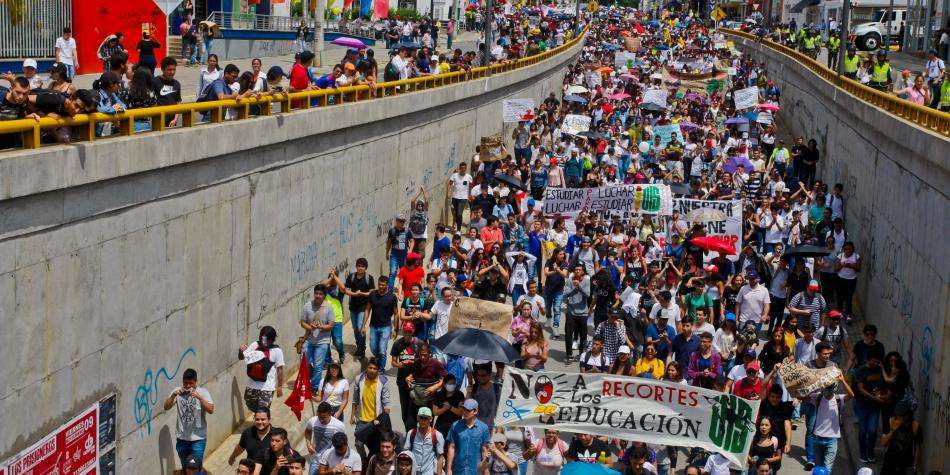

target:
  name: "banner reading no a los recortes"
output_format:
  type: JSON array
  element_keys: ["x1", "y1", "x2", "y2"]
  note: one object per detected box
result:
[{"x1": 495, "y1": 368, "x2": 760, "y2": 467}]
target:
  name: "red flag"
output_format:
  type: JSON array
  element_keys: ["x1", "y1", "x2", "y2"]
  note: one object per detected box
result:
[{"x1": 284, "y1": 353, "x2": 312, "y2": 421}]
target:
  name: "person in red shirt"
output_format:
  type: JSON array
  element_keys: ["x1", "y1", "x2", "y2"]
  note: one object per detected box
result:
[
  {"x1": 289, "y1": 51, "x2": 315, "y2": 108},
  {"x1": 733, "y1": 360, "x2": 764, "y2": 400},
  {"x1": 396, "y1": 252, "x2": 426, "y2": 298},
  {"x1": 479, "y1": 216, "x2": 504, "y2": 250}
]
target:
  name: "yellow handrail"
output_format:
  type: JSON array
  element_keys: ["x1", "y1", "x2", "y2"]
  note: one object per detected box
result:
[
  {"x1": 721, "y1": 28, "x2": 950, "y2": 137},
  {"x1": 0, "y1": 26, "x2": 589, "y2": 151}
]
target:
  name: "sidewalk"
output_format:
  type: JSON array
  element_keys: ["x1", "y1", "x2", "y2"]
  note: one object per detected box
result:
[{"x1": 70, "y1": 31, "x2": 484, "y2": 101}]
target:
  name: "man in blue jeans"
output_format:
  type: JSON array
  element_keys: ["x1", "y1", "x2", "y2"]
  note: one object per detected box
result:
[
  {"x1": 543, "y1": 249, "x2": 569, "y2": 339},
  {"x1": 365, "y1": 276, "x2": 399, "y2": 370},
  {"x1": 853, "y1": 353, "x2": 886, "y2": 463},
  {"x1": 163, "y1": 368, "x2": 214, "y2": 474},
  {"x1": 342, "y1": 258, "x2": 375, "y2": 360},
  {"x1": 802, "y1": 342, "x2": 837, "y2": 467},
  {"x1": 300, "y1": 284, "x2": 336, "y2": 391},
  {"x1": 387, "y1": 214, "x2": 412, "y2": 288}
]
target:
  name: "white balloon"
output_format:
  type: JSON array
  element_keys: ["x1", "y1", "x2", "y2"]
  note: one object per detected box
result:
[{"x1": 638, "y1": 142, "x2": 649, "y2": 153}]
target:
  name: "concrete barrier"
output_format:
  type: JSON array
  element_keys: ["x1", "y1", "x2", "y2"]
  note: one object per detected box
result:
[
  {"x1": 728, "y1": 33, "x2": 950, "y2": 472},
  {"x1": 0, "y1": 37, "x2": 582, "y2": 471}
]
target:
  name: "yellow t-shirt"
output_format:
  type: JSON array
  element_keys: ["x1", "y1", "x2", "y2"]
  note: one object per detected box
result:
[
  {"x1": 634, "y1": 358, "x2": 666, "y2": 379},
  {"x1": 784, "y1": 334, "x2": 797, "y2": 357},
  {"x1": 360, "y1": 378, "x2": 378, "y2": 422}
]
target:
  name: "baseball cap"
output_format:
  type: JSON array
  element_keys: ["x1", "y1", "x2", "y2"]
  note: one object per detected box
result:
[
  {"x1": 582, "y1": 236, "x2": 592, "y2": 243},
  {"x1": 462, "y1": 399, "x2": 479, "y2": 411},
  {"x1": 743, "y1": 349, "x2": 757, "y2": 360},
  {"x1": 704, "y1": 264, "x2": 719, "y2": 274},
  {"x1": 266, "y1": 65, "x2": 287, "y2": 80},
  {"x1": 746, "y1": 270, "x2": 759, "y2": 278},
  {"x1": 618, "y1": 345, "x2": 631, "y2": 355},
  {"x1": 395, "y1": 213, "x2": 407, "y2": 221},
  {"x1": 332, "y1": 432, "x2": 348, "y2": 448},
  {"x1": 23, "y1": 59, "x2": 37, "y2": 70},
  {"x1": 828, "y1": 310, "x2": 843, "y2": 319},
  {"x1": 725, "y1": 312, "x2": 737, "y2": 321},
  {"x1": 746, "y1": 360, "x2": 761, "y2": 372},
  {"x1": 418, "y1": 406, "x2": 433, "y2": 418},
  {"x1": 491, "y1": 433, "x2": 507, "y2": 444},
  {"x1": 401, "y1": 322, "x2": 415, "y2": 333},
  {"x1": 807, "y1": 280, "x2": 820, "y2": 291}
]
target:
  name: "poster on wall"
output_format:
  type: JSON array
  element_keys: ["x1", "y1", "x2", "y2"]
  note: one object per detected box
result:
[
  {"x1": 673, "y1": 199, "x2": 743, "y2": 261},
  {"x1": 1, "y1": 394, "x2": 117, "y2": 475},
  {"x1": 502, "y1": 99, "x2": 536, "y2": 122},
  {"x1": 495, "y1": 368, "x2": 760, "y2": 467}
]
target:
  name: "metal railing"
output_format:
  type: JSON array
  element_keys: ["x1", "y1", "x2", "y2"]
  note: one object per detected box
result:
[
  {"x1": 0, "y1": 28, "x2": 587, "y2": 151},
  {"x1": 0, "y1": 0, "x2": 71, "y2": 59},
  {"x1": 207, "y1": 11, "x2": 300, "y2": 32},
  {"x1": 722, "y1": 28, "x2": 950, "y2": 137}
]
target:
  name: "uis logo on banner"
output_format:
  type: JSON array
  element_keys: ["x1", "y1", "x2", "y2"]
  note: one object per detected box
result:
[{"x1": 708, "y1": 394, "x2": 756, "y2": 454}]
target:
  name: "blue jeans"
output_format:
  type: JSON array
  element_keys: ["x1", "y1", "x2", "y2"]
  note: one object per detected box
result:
[
  {"x1": 351, "y1": 310, "x2": 366, "y2": 356},
  {"x1": 305, "y1": 341, "x2": 330, "y2": 391},
  {"x1": 802, "y1": 400, "x2": 817, "y2": 462},
  {"x1": 854, "y1": 402, "x2": 880, "y2": 459},
  {"x1": 617, "y1": 155, "x2": 631, "y2": 180},
  {"x1": 388, "y1": 252, "x2": 406, "y2": 288},
  {"x1": 812, "y1": 436, "x2": 838, "y2": 470},
  {"x1": 188, "y1": 42, "x2": 198, "y2": 64},
  {"x1": 176, "y1": 438, "x2": 207, "y2": 471},
  {"x1": 369, "y1": 325, "x2": 392, "y2": 369},
  {"x1": 544, "y1": 293, "x2": 563, "y2": 330},
  {"x1": 511, "y1": 287, "x2": 524, "y2": 308},
  {"x1": 203, "y1": 38, "x2": 213, "y2": 60},
  {"x1": 330, "y1": 322, "x2": 344, "y2": 362},
  {"x1": 65, "y1": 64, "x2": 75, "y2": 79}
]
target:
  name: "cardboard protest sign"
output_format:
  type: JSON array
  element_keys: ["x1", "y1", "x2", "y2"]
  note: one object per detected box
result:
[
  {"x1": 561, "y1": 114, "x2": 592, "y2": 136},
  {"x1": 448, "y1": 297, "x2": 512, "y2": 340},
  {"x1": 673, "y1": 199, "x2": 743, "y2": 261},
  {"x1": 777, "y1": 362, "x2": 843, "y2": 399},
  {"x1": 502, "y1": 99, "x2": 536, "y2": 123},
  {"x1": 479, "y1": 135, "x2": 506, "y2": 162},
  {"x1": 733, "y1": 86, "x2": 760, "y2": 110},
  {"x1": 496, "y1": 368, "x2": 760, "y2": 467}
]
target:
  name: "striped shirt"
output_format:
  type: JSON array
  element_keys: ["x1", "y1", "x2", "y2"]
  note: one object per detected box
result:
[{"x1": 789, "y1": 291, "x2": 827, "y2": 330}]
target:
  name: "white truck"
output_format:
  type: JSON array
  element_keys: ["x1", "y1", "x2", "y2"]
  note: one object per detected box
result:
[{"x1": 852, "y1": 8, "x2": 908, "y2": 50}]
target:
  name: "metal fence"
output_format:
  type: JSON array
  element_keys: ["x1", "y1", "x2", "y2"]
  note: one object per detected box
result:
[
  {"x1": 0, "y1": 0, "x2": 71, "y2": 58},
  {"x1": 207, "y1": 10, "x2": 300, "y2": 32}
]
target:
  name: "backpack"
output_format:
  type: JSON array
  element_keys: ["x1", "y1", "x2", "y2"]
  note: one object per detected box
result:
[
  {"x1": 384, "y1": 61, "x2": 400, "y2": 82},
  {"x1": 197, "y1": 79, "x2": 223, "y2": 103},
  {"x1": 408, "y1": 428, "x2": 439, "y2": 456},
  {"x1": 409, "y1": 209, "x2": 428, "y2": 237},
  {"x1": 246, "y1": 344, "x2": 278, "y2": 382},
  {"x1": 347, "y1": 272, "x2": 372, "y2": 290}
]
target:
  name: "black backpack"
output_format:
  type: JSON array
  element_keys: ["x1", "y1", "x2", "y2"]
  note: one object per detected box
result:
[
  {"x1": 246, "y1": 345, "x2": 278, "y2": 382},
  {"x1": 384, "y1": 61, "x2": 400, "y2": 82}
]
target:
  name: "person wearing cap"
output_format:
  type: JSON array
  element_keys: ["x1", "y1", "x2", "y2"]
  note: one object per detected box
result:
[
  {"x1": 162, "y1": 367, "x2": 214, "y2": 474},
  {"x1": 842, "y1": 44, "x2": 860, "y2": 79},
  {"x1": 319, "y1": 432, "x2": 362, "y2": 475},
  {"x1": 787, "y1": 279, "x2": 828, "y2": 334},
  {"x1": 446, "y1": 398, "x2": 491, "y2": 475},
  {"x1": 265, "y1": 65, "x2": 287, "y2": 93},
  {"x1": 735, "y1": 269, "x2": 770, "y2": 332},
  {"x1": 386, "y1": 214, "x2": 412, "y2": 288},
  {"x1": 816, "y1": 310, "x2": 850, "y2": 365},
  {"x1": 405, "y1": 406, "x2": 445, "y2": 475},
  {"x1": 480, "y1": 433, "x2": 518, "y2": 475},
  {"x1": 591, "y1": 307, "x2": 633, "y2": 363},
  {"x1": 869, "y1": 50, "x2": 892, "y2": 91},
  {"x1": 732, "y1": 360, "x2": 763, "y2": 400},
  {"x1": 391, "y1": 321, "x2": 422, "y2": 428},
  {"x1": 610, "y1": 345, "x2": 634, "y2": 375},
  {"x1": 925, "y1": 49, "x2": 945, "y2": 107}
]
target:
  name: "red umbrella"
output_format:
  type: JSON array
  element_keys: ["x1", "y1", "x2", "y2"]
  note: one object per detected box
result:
[{"x1": 690, "y1": 236, "x2": 736, "y2": 255}]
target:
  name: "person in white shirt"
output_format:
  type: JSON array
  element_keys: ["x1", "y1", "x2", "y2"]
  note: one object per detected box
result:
[
  {"x1": 391, "y1": 47, "x2": 411, "y2": 80},
  {"x1": 735, "y1": 271, "x2": 771, "y2": 329},
  {"x1": 55, "y1": 27, "x2": 78, "y2": 78},
  {"x1": 447, "y1": 163, "x2": 472, "y2": 229},
  {"x1": 760, "y1": 204, "x2": 786, "y2": 254},
  {"x1": 926, "y1": 49, "x2": 946, "y2": 105},
  {"x1": 516, "y1": 280, "x2": 546, "y2": 320},
  {"x1": 305, "y1": 402, "x2": 346, "y2": 464},
  {"x1": 811, "y1": 376, "x2": 855, "y2": 473},
  {"x1": 430, "y1": 287, "x2": 454, "y2": 340},
  {"x1": 649, "y1": 290, "x2": 682, "y2": 327}
]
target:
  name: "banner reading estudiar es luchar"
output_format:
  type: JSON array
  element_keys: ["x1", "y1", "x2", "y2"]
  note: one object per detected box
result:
[{"x1": 494, "y1": 368, "x2": 760, "y2": 467}]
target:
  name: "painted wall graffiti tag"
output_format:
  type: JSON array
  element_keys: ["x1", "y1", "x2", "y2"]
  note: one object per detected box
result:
[{"x1": 133, "y1": 347, "x2": 197, "y2": 434}]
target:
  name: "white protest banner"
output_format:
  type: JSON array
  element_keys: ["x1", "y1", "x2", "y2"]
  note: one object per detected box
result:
[
  {"x1": 495, "y1": 368, "x2": 761, "y2": 467},
  {"x1": 641, "y1": 88, "x2": 668, "y2": 107},
  {"x1": 652, "y1": 124, "x2": 685, "y2": 146},
  {"x1": 733, "y1": 86, "x2": 760, "y2": 110},
  {"x1": 502, "y1": 98, "x2": 536, "y2": 123},
  {"x1": 614, "y1": 51, "x2": 638, "y2": 68},
  {"x1": 756, "y1": 110, "x2": 773, "y2": 124},
  {"x1": 673, "y1": 199, "x2": 743, "y2": 261},
  {"x1": 543, "y1": 184, "x2": 673, "y2": 216},
  {"x1": 561, "y1": 114, "x2": 591, "y2": 136}
]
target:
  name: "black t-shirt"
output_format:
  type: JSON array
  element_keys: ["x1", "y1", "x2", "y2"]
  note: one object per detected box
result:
[
  {"x1": 851, "y1": 340, "x2": 885, "y2": 368},
  {"x1": 368, "y1": 290, "x2": 398, "y2": 327},
  {"x1": 238, "y1": 426, "x2": 272, "y2": 463},
  {"x1": 152, "y1": 76, "x2": 182, "y2": 106},
  {"x1": 345, "y1": 272, "x2": 375, "y2": 311},
  {"x1": 544, "y1": 261, "x2": 567, "y2": 296},
  {"x1": 390, "y1": 337, "x2": 419, "y2": 380},
  {"x1": 138, "y1": 39, "x2": 159, "y2": 56},
  {"x1": 434, "y1": 389, "x2": 465, "y2": 434},
  {"x1": 0, "y1": 87, "x2": 26, "y2": 120},
  {"x1": 261, "y1": 447, "x2": 300, "y2": 475},
  {"x1": 758, "y1": 400, "x2": 793, "y2": 446},
  {"x1": 474, "y1": 277, "x2": 507, "y2": 302},
  {"x1": 32, "y1": 91, "x2": 68, "y2": 115},
  {"x1": 566, "y1": 437, "x2": 611, "y2": 463}
]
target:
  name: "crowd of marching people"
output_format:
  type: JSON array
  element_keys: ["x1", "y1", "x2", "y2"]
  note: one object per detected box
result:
[{"x1": 38, "y1": 5, "x2": 925, "y2": 475}]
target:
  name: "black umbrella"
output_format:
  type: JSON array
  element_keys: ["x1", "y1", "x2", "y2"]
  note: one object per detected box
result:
[
  {"x1": 495, "y1": 173, "x2": 524, "y2": 190},
  {"x1": 783, "y1": 245, "x2": 832, "y2": 258},
  {"x1": 639, "y1": 102, "x2": 666, "y2": 111},
  {"x1": 432, "y1": 328, "x2": 521, "y2": 363},
  {"x1": 577, "y1": 131, "x2": 606, "y2": 140}
]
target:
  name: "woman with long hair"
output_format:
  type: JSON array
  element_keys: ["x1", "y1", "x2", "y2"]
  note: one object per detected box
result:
[
  {"x1": 881, "y1": 352, "x2": 910, "y2": 434},
  {"x1": 511, "y1": 301, "x2": 533, "y2": 360},
  {"x1": 45, "y1": 62, "x2": 74, "y2": 94},
  {"x1": 758, "y1": 327, "x2": 791, "y2": 375},
  {"x1": 120, "y1": 68, "x2": 157, "y2": 132},
  {"x1": 634, "y1": 344, "x2": 665, "y2": 379},
  {"x1": 317, "y1": 361, "x2": 349, "y2": 420},
  {"x1": 521, "y1": 321, "x2": 549, "y2": 371},
  {"x1": 714, "y1": 318, "x2": 739, "y2": 374},
  {"x1": 196, "y1": 53, "x2": 221, "y2": 98},
  {"x1": 747, "y1": 416, "x2": 782, "y2": 474}
]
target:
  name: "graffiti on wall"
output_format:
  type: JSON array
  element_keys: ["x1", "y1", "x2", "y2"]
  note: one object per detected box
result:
[{"x1": 133, "y1": 347, "x2": 197, "y2": 435}]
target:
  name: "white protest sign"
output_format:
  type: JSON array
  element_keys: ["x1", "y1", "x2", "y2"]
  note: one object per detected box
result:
[
  {"x1": 614, "y1": 51, "x2": 638, "y2": 68},
  {"x1": 642, "y1": 88, "x2": 668, "y2": 107},
  {"x1": 733, "y1": 86, "x2": 760, "y2": 110},
  {"x1": 727, "y1": 67, "x2": 737, "y2": 76},
  {"x1": 496, "y1": 368, "x2": 761, "y2": 467},
  {"x1": 543, "y1": 183, "x2": 674, "y2": 216},
  {"x1": 756, "y1": 110, "x2": 773, "y2": 124},
  {"x1": 673, "y1": 199, "x2": 743, "y2": 261},
  {"x1": 652, "y1": 124, "x2": 685, "y2": 145},
  {"x1": 561, "y1": 114, "x2": 591, "y2": 136},
  {"x1": 502, "y1": 98, "x2": 536, "y2": 123}
]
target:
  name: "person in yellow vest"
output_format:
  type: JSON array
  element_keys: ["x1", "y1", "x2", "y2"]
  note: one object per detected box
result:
[
  {"x1": 938, "y1": 69, "x2": 950, "y2": 112},
  {"x1": 803, "y1": 29, "x2": 819, "y2": 59},
  {"x1": 842, "y1": 43, "x2": 861, "y2": 79},
  {"x1": 826, "y1": 33, "x2": 841, "y2": 69},
  {"x1": 870, "y1": 50, "x2": 893, "y2": 91}
]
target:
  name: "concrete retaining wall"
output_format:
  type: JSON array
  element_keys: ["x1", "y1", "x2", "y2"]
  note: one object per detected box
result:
[
  {"x1": 728, "y1": 34, "x2": 950, "y2": 472},
  {"x1": 0, "y1": 39, "x2": 581, "y2": 472}
]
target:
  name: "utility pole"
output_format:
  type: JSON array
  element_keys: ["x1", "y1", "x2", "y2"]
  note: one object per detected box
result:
[
  {"x1": 884, "y1": 0, "x2": 895, "y2": 48},
  {"x1": 837, "y1": 0, "x2": 850, "y2": 75},
  {"x1": 484, "y1": 0, "x2": 495, "y2": 69},
  {"x1": 924, "y1": 0, "x2": 934, "y2": 53}
]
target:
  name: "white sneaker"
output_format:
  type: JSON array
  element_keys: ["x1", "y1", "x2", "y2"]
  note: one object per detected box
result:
[{"x1": 572, "y1": 340, "x2": 578, "y2": 350}]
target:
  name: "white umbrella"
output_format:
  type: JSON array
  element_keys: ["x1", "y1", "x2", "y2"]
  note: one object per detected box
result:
[
  {"x1": 566, "y1": 85, "x2": 589, "y2": 94},
  {"x1": 686, "y1": 207, "x2": 727, "y2": 222}
]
